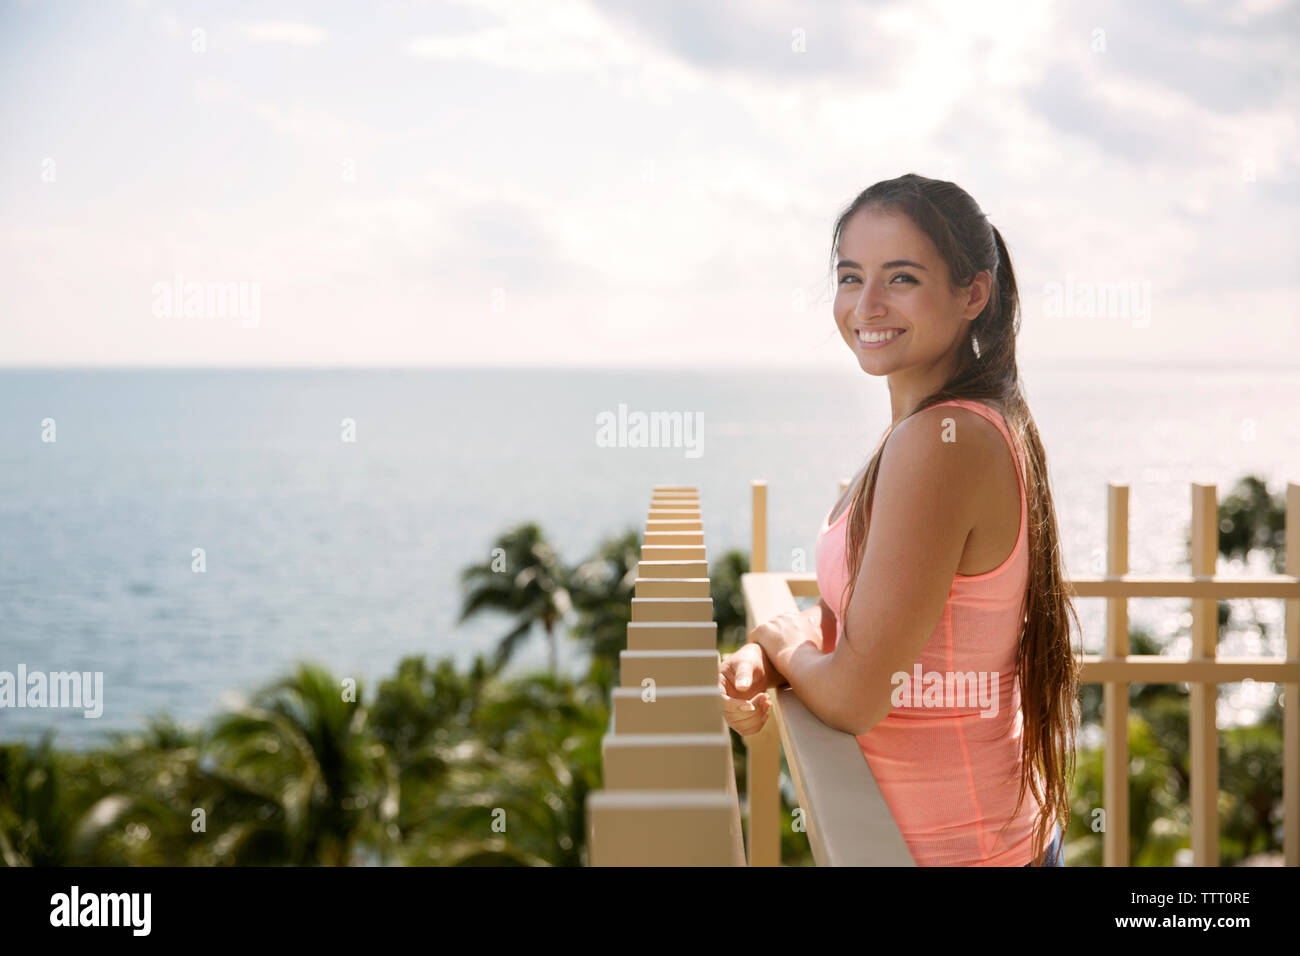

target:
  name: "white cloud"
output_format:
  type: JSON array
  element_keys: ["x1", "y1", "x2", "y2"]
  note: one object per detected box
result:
[
  {"x1": 406, "y1": 1, "x2": 628, "y2": 72},
  {"x1": 241, "y1": 21, "x2": 327, "y2": 47},
  {"x1": 0, "y1": 0, "x2": 1295, "y2": 367},
  {"x1": 404, "y1": 0, "x2": 697, "y2": 107}
]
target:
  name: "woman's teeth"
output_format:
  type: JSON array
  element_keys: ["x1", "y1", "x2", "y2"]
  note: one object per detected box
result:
[{"x1": 857, "y1": 328, "x2": 904, "y2": 345}]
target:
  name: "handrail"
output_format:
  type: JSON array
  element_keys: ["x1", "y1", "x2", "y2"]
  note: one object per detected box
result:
[{"x1": 743, "y1": 478, "x2": 1300, "y2": 867}]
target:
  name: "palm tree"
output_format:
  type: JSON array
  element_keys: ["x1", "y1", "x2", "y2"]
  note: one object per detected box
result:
[
  {"x1": 69, "y1": 716, "x2": 206, "y2": 865},
  {"x1": 369, "y1": 655, "x2": 607, "y2": 866},
  {"x1": 203, "y1": 662, "x2": 397, "y2": 865},
  {"x1": 455, "y1": 669, "x2": 608, "y2": 866},
  {"x1": 367, "y1": 653, "x2": 493, "y2": 857},
  {"x1": 459, "y1": 523, "x2": 572, "y2": 676},
  {"x1": 568, "y1": 528, "x2": 640, "y2": 693}
]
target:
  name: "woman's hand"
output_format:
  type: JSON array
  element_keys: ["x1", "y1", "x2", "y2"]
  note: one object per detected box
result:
[
  {"x1": 719, "y1": 642, "x2": 773, "y2": 736},
  {"x1": 750, "y1": 611, "x2": 819, "y2": 681}
]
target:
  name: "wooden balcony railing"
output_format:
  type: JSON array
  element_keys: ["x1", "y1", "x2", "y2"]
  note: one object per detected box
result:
[
  {"x1": 744, "y1": 478, "x2": 1300, "y2": 867},
  {"x1": 585, "y1": 486, "x2": 746, "y2": 866}
]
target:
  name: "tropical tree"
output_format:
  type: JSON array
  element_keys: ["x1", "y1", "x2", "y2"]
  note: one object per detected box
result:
[
  {"x1": 568, "y1": 528, "x2": 640, "y2": 694},
  {"x1": 367, "y1": 653, "x2": 493, "y2": 860},
  {"x1": 1216, "y1": 475, "x2": 1286, "y2": 572},
  {"x1": 66, "y1": 716, "x2": 206, "y2": 865},
  {"x1": 459, "y1": 523, "x2": 572, "y2": 676},
  {"x1": 203, "y1": 663, "x2": 397, "y2": 865},
  {"x1": 366, "y1": 656, "x2": 608, "y2": 866},
  {"x1": 458, "y1": 669, "x2": 608, "y2": 866}
]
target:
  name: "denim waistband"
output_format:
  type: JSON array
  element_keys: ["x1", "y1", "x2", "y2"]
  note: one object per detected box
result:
[{"x1": 1023, "y1": 823, "x2": 1063, "y2": 867}]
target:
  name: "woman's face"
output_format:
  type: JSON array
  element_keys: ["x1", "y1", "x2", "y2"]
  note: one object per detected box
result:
[{"x1": 833, "y1": 207, "x2": 989, "y2": 377}]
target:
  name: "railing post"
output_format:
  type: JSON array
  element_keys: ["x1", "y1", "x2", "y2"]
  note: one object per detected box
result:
[
  {"x1": 1189, "y1": 483, "x2": 1220, "y2": 866},
  {"x1": 1103, "y1": 483, "x2": 1130, "y2": 867},
  {"x1": 1286, "y1": 483, "x2": 1299, "y2": 867},
  {"x1": 744, "y1": 479, "x2": 781, "y2": 866}
]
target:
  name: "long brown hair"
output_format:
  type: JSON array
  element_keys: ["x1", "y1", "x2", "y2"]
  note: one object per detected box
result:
[{"x1": 829, "y1": 173, "x2": 1081, "y2": 865}]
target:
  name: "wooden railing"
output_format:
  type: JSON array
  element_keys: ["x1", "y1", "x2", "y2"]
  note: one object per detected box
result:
[
  {"x1": 585, "y1": 486, "x2": 746, "y2": 866},
  {"x1": 744, "y1": 478, "x2": 1300, "y2": 867}
]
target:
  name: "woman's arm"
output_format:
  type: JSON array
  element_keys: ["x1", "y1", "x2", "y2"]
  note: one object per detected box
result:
[
  {"x1": 754, "y1": 409, "x2": 988, "y2": 735},
  {"x1": 814, "y1": 596, "x2": 837, "y2": 652}
]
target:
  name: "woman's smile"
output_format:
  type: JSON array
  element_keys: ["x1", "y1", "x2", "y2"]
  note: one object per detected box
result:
[{"x1": 856, "y1": 327, "x2": 907, "y2": 349}]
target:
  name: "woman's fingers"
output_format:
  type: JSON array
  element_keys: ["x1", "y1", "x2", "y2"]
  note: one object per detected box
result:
[
  {"x1": 733, "y1": 659, "x2": 754, "y2": 693},
  {"x1": 729, "y1": 705, "x2": 769, "y2": 736},
  {"x1": 721, "y1": 690, "x2": 770, "y2": 735},
  {"x1": 719, "y1": 654, "x2": 764, "y2": 700},
  {"x1": 721, "y1": 691, "x2": 759, "y2": 716}
]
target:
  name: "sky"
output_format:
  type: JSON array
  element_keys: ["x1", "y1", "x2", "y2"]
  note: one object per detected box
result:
[{"x1": 0, "y1": 0, "x2": 1297, "y2": 368}]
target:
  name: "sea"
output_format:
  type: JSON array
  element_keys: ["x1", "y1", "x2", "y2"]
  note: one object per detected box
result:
[{"x1": 1, "y1": 363, "x2": 1297, "y2": 748}]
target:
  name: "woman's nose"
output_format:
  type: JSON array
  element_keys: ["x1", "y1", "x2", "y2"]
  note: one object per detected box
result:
[{"x1": 853, "y1": 279, "x2": 885, "y2": 318}]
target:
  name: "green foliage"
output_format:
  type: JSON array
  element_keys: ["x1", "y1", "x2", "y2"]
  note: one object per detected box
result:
[
  {"x1": 0, "y1": 734, "x2": 71, "y2": 866},
  {"x1": 710, "y1": 549, "x2": 751, "y2": 650},
  {"x1": 459, "y1": 522, "x2": 572, "y2": 676},
  {"x1": 0, "y1": 657, "x2": 608, "y2": 867},
  {"x1": 1069, "y1": 689, "x2": 1284, "y2": 866},
  {"x1": 1215, "y1": 476, "x2": 1287, "y2": 573},
  {"x1": 567, "y1": 529, "x2": 640, "y2": 697}
]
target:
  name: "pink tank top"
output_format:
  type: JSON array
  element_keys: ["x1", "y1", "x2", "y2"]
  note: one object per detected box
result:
[{"x1": 814, "y1": 399, "x2": 1042, "y2": 866}]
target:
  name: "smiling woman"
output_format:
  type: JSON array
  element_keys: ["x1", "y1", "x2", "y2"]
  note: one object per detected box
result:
[{"x1": 721, "y1": 172, "x2": 1082, "y2": 868}]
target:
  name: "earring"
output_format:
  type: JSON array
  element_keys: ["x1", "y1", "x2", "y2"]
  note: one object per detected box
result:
[{"x1": 972, "y1": 334, "x2": 982, "y2": 359}]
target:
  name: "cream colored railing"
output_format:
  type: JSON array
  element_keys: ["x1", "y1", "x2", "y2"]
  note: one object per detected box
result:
[
  {"x1": 744, "y1": 479, "x2": 1300, "y2": 867},
  {"x1": 585, "y1": 486, "x2": 746, "y2": 866}
]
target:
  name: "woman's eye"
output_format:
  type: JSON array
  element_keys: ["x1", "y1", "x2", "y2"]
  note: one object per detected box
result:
[{"x1": 838, "y1": 273, "x2": 916, "y2": 286}]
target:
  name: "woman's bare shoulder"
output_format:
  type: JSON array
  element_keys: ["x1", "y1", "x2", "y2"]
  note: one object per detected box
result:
[
  {"x1": 891, "y1": 403, "x2": 1004, "y2": 449},
  {"x1": 884, "y1": 405, "x2": 1007, "y2": 494}
]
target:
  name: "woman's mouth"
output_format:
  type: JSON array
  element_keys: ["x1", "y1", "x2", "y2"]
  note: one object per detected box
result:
[{"x1": 856, "y1": 328, "x2": 906, "y2": 349}]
